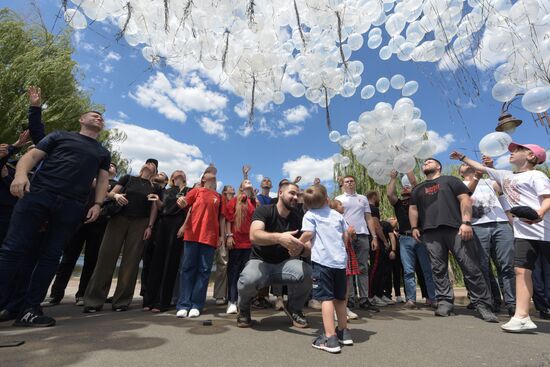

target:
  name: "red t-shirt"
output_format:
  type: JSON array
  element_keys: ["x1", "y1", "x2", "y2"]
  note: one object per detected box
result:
[
  {"x1": 184, "y1": 187, "x2": 221, "y2": 247},
  {"x1": 224, "y1": 196, "x2": 256, "y2": 249}
]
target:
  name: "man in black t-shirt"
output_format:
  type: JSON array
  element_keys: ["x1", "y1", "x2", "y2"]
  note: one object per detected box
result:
[
  {"x1": 409, "y1": 158, "x2": 497, "y2": 322},
  {"x1": 0, "y1": 110, "x2": 110, "y2": 328},
  {"x1": 237, "y1": 182, "x2": 312, "y2": 328}
]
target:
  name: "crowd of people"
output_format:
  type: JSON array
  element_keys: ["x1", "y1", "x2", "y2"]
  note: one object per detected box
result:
[{"x1": 0, "y1": 88, "x2": 549, "y2": 353}]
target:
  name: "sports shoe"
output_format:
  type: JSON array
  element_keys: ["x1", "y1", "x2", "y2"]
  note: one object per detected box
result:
[
  {"x1": 0, "y1": 309, "x2": 17, "y2": 322},
  {"x1": 539, "y1": 309, "x2": 550, "y2": 320},
  {"x1": 312, "y1": 334, "x2": 341, "y2": 353},
  {"x1": 282, "y1": 307, "x2": 309, "y2": 328},
  {"x1": 336, "y1": 327, "x2": 353, "y2": 346},
  {"x1": 113, "y1": 305, "x2": 129, "y2": 312},
  {"x1": 501, "y1": 316, "x2": 537, "y2": 333},
  {"x1": 75, "y1": 297, "x2": 84, "y2": 306},
  {"x1": 403, "y1": 300, "x2": 417, "y2": 309},
  {"x1": 237, "y1": 310, "x2": 252, "y2": 328},
  {"x1": 226, "y1": 302, "x2": 238, "y2": 314},
  {"x1": 396, "y1": 296, "x2": 406, "y2": 303},
  {"x1": 83, "y1": 306, "x2": 101, "y2": 313},
  {"x1": 40, "y1": 296, "x2": 61, "y2": 308},
  {"x1": 188, "y1": 308, "x2": 200, "y2": 318},
  {"x1": 359, "y1": 299, "x2": 380, "y2": 312},
  {"x1": 275, "y1": 296, "x2": 285, "y2": 311},
  {"x1": 13, "y1": 308, "x2": 55, "y2": 327},
  {"x1": 476, "y1": 304, "x2": 499, "y2": 323},
  {"x1": 346, "y1": 307, "x2": 359, "y2": 320},
  {"x1": 370, "y1": 296, "x2": 388, "y2": 307},
  {"x1": 176, "y1": 309, "x2": 188, "y2": 318},
  {"x1": 307, "y1": 299, "x2": 322, "y2": 310},
  {"x1": 215, "y1": 298, "x2": 226, "y2": 306},
  {"x1": 381, "y1": 296, "x2": 396, "y2": 305},
  {"x1": 434, "y1": 303, "x2": 454, "y2": 317}
]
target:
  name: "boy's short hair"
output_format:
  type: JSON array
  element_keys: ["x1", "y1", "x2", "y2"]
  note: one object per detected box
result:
[
  {"x1": 366, "y1": 190, "x2": 379, "y2": 200},
  {"x1": 303, "y1": 184, "x2": 328, "y2": 209}
]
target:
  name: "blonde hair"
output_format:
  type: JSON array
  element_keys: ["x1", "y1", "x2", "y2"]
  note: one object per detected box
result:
[
  {"x1": 234, "y1": 180, "x2": 256, "y2": 230},
  {"x1": 303, "y1": 184, "x2": 328, "y2": 210},
  {"x1": 169, "y1": 170, "x2": 186, "y2": 187}
]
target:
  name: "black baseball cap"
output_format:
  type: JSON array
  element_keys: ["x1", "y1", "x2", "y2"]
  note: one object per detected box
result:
[{"x1": 146, "y1": 158, "x2": 158, "y2": 169}]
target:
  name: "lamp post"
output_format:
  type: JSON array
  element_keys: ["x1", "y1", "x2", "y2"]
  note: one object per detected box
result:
[{"x1": 495, "y1": 94, "x2": 523, "y2": 134}]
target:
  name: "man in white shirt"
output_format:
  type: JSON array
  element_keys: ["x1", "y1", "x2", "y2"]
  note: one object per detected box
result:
[
  {"x1": 459, "y1": 163, "x2": 515, "y2": 316},
  {"x1": 335, "y1": 175, "x2": 379, "y2": 311}
]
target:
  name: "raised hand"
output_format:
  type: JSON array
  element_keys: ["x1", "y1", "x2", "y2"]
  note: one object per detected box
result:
[
  {"x1": 481, "y1": 155, "x2": 494, "y2": 168},
  {"x1": 28, "y1": 86, "x2": 41, "y2": 107},
  {"x1": 242, "y1": 164, "x2": 251, "y2": 179},
  {"x1": 449, "y1": 151, "x2": 464, "y2": 160},
  {"x1": 13, "y1": 130, "x2": 31, "y2": 148},
  {"x1": 390, "y1": 170, "x2": 398, "y2": 179}
]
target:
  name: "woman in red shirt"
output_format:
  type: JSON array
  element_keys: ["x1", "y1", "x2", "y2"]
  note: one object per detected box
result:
[
  {"x1": 224, "y1": 179, "x2": 257, "y2": 314},
  {"x1": 175, "y1": 166, "x2": 222, "y2": 318}
]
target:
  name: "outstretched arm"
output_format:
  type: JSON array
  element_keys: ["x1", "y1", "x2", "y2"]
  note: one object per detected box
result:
[
  {"x1": 386, "y1": 170, "x2": 398, "y2": 205},
  {"x1": 450, "y1": 151, "x2": 487, "y2": 172}
]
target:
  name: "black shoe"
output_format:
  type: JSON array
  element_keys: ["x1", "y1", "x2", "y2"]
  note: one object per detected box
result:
[
  {"x1": 83, "y1": 306, "x2": 101, "y2": 313},
  {"x1": 105, "y1": 297, "x2": 113, "y2": 304},
  {"x1": 507, "y1": 305, "x2": 516, "y2": 317},
  {"x1": 282, "y1": 307, "x2": 309, "y2": 328},
  {"x1": 335, "y1": 327, "x2": 354, "y2": 346},
  {"x1": 493, "y1": 304, "x2": 501, "y2": 313},
  {"x1": 0, "y1": 309, "x2": 17, "y2": 322},
  {"x1": 312, "y1": 334, "x2": 341, "y2": 353},
  {"x1": 113, "y1": 305, "x2": 129, "y2": 312},
  {"x1": 347, "y1": 299, "x2": 356, "y2": 309},
  {"x1": 237, "y1": 309, "x2": 252, "y2": 328},
  {"x1": 466, "y1": 302, "x2": 475, "y2": 310},
  {"x1": 40, "y1": 296, "x2": 62, "y2": 308},
  {"x1": 251, "y1": 297, "x2": 271, "y2": 309},
  {"x1": 359, "y1": 299, "x2": 380, "y2": 312},
  {"x1": 13, "y1": 308, "x2": 56, "y2": 327},
  {"x1": 476, "y1": 304, "x2": 499, "y2": 323},
  {"x1": 434, "y1": 303, "x2": 454, "y2": 317},
  {"x1": 539, "y1": 309, "x2": 550, "y2": 320}
]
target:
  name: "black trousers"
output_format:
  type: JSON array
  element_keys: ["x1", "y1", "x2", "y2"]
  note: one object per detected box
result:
[
  {"x1": 143, "y1": 215, "x2": 185, "y2": 310},
  {"x1": 384, "y1": 252, "x2": 403, "y2": 298},
  {"x1": 50, "y1": 221, "x2": 107, "y2": 299},
  {"x1": 369, "y1": 241, "x2": 390, "y2": 298}
]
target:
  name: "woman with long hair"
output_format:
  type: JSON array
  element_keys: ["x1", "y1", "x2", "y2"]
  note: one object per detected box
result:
[
  {"x1": 212, "y1": 185, "x2": 234, "y2": 305},
  {"x1": 224, "y1": 180, "x2": 258, "y2": 314}
]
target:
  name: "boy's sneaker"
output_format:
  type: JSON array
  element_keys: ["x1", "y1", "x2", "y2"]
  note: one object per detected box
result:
[
  {"x1": 237, "y1": 309, "x2": 252, "y2": 328},
  {"x1": 370, "y1": 296, "x2": 388, "y2": 307},
  {"x1": 346, "y1": 307, "x2": 359, "y2": 320},
  {"x1": 226, "y1": 302, "x2": 238, "y2": 314},
  {"x1": 83, "y1": 306, "x2": 101, "y2": 313},
  {"x1": 13, "y1": 308, "x2": 56, "y2": 327},
  {"x1": 40, "y1": 296, "x2": 61, "y2": 307},
  {"x1": 176, "y1": 309, "x2": 188, "y2": 318},
  {"x1": 75, "y1": 297, "x2": 84, "y2": 306},
  {"x1": 381, "y1": 296, "x2": 396, "y2": 305},
  {"x1": 282, "y1": 307, "x2": 309, "y2": 328},
  {"x1": 0, "y1": 309, "x2": 17, "y2": 322},
  {"x1": 476, "y1": 304, "x2": 499, "y2": 323},
  {"x1": 312, "y1": 334, "x2": 341, "y2": 353},
  {"x1": 336, "y1": 327, "x2": 353, "y2": 345},
  {"x1": 501, "y1": 316, "x2": 537, "y2": 332}
]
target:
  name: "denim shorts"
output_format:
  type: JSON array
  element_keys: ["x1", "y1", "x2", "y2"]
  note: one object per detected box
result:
[{"x1": 311, "y1": 262, "x2": 346, "y2": 301}]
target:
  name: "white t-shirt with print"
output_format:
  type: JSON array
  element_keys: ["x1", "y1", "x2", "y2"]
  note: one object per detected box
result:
[
  {"x1": 463, "y1": 178, "x2": 509, "y2": 225},
  {"x1": 486, "y1": 168, "x2": 550, "y2": 241},
  {"x1": 302, "y1": 206, "x2": 348, "y2": 269},
  {"x1": 335, "y1": 192, "x2": 371, "y2": 235}
]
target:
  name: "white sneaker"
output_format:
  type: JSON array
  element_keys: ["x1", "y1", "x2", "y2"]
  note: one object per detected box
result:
[
  {"x1": 381, "y1": 296, "x2": 396, "y2": 305},
  {"x1": 370, "y1": 296, "x2": 388, "y2": 307},
  {"x1": 226, "y1": 302, "x2": 238, "y2": 314},
  {"x1": 501, "y1": 316, "x2": 537, "y2": 333},
  {"x1": 308, "y1": 299, "x2": 322, "y2": 310},
  {"x1": 346, "y1": 307, "x2": 359, "y2": 320},
  {"x1": 188, "y1": 308, "x2": 200, "y2": 318},
  {"x1": 396, "y1": 296, "x2": 406, "y2": 303},
  {"x1": 176, "y1": 309, "x2": 188, "y2": 318}
]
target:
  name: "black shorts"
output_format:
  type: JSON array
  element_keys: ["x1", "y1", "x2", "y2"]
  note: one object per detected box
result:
[
  {"x1": 311, "y1": 262, "x2": 347, "y2": 301},
  {"x1": 514, "y1": 238, "x2": 550, "y2": 270}
]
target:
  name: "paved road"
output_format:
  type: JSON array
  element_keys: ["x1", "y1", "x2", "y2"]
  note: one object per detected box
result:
[{"x1": 1, "y1": 285, "x2": 549, "y2": 367}]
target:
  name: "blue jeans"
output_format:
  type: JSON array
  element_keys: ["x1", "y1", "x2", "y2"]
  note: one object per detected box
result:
[
  {"x1": 227, "y1": 248, "x2": 251, "y2": 303},
  {"x1": 0, "y1": 190, "x2": 85, "y2": 311},
  {"x1": 176, "y1": 241, "x2": 216, "y2": 312},
  {"x1": 399, "y1": 235, "x2": 436, "y2": 302},
  {"x1": 473, "y1": 222, "x2": 515, "y2": 307}
]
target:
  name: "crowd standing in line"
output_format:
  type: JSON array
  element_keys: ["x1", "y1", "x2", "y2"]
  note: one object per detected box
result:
[{"x1": 0, "y1": 88, "x2": 549, "y2": 353}]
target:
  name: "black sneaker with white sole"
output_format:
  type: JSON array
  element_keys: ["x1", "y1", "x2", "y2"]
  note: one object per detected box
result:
[
  {"x1": 282, "y1": 307, "x2": 309, "y2": 328},
  {"x1": 312, "y1": 334, "x2": 341, "y2": 353},
  {"x1": 336, "y1": 327, "x2": 353, "y2": 345},
  {"x1": 13, "y1": 308, "x2": 56, "y2": 327},
  {"x1": 476, "y1": 304, "x2": 499, "y2": 323},
  {"x1": 40, "y1": 296, "x2": 62, "y2": 308}
]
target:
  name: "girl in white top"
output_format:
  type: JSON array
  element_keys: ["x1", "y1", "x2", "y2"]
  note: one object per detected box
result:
[{"x1": 451, "y1": 143, "x2": 550, "y2": 332}]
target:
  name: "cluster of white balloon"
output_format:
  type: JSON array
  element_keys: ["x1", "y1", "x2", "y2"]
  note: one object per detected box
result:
[
  {"x1": 361, "y1": 74, "x2": 418, "y2": 99},
  {"x1": 330, "y1": 96, "x2": 436, "y2": 185}
]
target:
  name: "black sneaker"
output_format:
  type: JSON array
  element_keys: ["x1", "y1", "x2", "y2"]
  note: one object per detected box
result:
[
  {"x1": 476, "y1": 304, "x2": 499, "y2": 323},
  {"x1": 237, "y1": 309, "x2": 252, "y2": 328},
  {"x1": 83, "y1": 306, "x2": 101, "y2": 313},
  {"x1": 359, "y1": 299, "x2": 380, "y2": 312},
  {"x1": 312, "y1": 334, "x2": 341, "y2": 353},
  {"x1": 13, "y1": 308, "x2": 56, "y2": 327},
  {"x1": 539, "y1": 309, "x2": 550, "y2": 320},
  {"x1": 113, "y1": 305, "x2": 129, "y2": 312},
  {"x1": 105, "y1": 296, "x2": 113, "y2": 304},
  {"x1": 0, "y1": 309, "x2": 18, "y2": 322},
  {"x1": 335, "y1": 327, "x2": 353, "y2": 346},
  {"x1": 434, "y1": 303, "x2": 454, "y2": 317},
  {"x1": 40, "y1": 296, "x2": 62, "y2": 308},
  {"x1": 466, "y1": 302, "x2": 475, "y2": 310},
  {"x1": 282, "y1": 307, "x2": 309, "y2": 328},
  {"x1": 251, "y1": 297, "x2": 271, "y2": 309}
]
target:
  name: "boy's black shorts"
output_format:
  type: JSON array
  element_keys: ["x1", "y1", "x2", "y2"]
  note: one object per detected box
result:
[
  {"x1": 514, "y1": 238, "x2": 550, "y2": 270},
  {"x1": 311, "y1": 262, "x2": 347, "y2": 301}
]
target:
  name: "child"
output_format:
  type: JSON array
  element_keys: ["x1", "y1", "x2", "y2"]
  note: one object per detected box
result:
[
  {"x1": 300, "y1": 185, "x2": 353, "y2": 353},
  {"x1": 451, "y1": 143, "x2": 550, "y2": 332}
]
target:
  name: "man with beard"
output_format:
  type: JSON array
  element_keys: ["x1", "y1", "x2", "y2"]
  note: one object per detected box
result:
[
  {"x1": 237, "y1": 182, "x2": 312, "y2": 328},
  {"x1": 409, "y1": 158, "x2": 497, "y2": 322},
  {"x1": 387, "y1": 170, "x2": 436, "y2": 309}
]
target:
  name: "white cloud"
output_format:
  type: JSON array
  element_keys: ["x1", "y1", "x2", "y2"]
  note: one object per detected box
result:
[
  {"x1": 106, "y1": 120, "x2": 208, "y2": 184},
  {"x1": 101, "y1": 64, "x2": 114, "y2": 73},
  {"x1": 117, "y1": 111, "x2": 128, "y2": 120},
  {"x1": 198, "y1": 116, "x2": 228, "y2": 140},
  {"x1": 495, "y1": 154, "x2": 512, "y2": 169},
  {"x1": 255, "y1": 174, "x2": 264, "y2": 183},
  {"x1": 105, "y1": 51, "x2": 121, "y2": 61},
  {"x1": 427, "y1": 130, "x2": 455, "y2": 155},
  {"x1": 283, "y1": 105, "x2": 310, "y2": 123},
  {"x1": 282, "y1": 155, "x2": 334, "y2": 185},
  {"x1": 234, "y1": 102, "x2": 248, "y2": 118}
]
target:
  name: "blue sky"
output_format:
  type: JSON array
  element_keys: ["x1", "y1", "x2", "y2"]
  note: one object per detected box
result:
[{"x1": 5, "y1": 0, "x2": 549, "y2": 192}]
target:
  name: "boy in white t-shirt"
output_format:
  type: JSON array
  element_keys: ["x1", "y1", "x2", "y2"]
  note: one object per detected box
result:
[
  {"x1": 451, "y1": 143, "x2": 550, "y2": 332},
  {"x1": 300, "y1": 184, "x2": 352, "y2": 353}
]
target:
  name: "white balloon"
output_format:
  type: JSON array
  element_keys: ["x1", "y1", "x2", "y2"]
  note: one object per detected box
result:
[
  {"x1": 341, "y1": 156, "x2": 351, "y2": 167},
  {"x1": 64, "y1": 9, "x2": 87, "y2": 29},
  {"x1": 348, "y1": 33, "x2": 364, "y2": 51},
  {"x1": 332, "y1": 153, "x2": 343, "y2": 164},
  {"x1": 402, "y1": 80, "x2": 419, "y2": 96},
  {"x1": 521, "y1": 87, "x2": 550, "y2": 113},
  {"x1": 492, "y1": 82, "x2": 518, "y2": 102},
  {"x1": 329, "y1": 130, "x2": 341, "y2": 143},
  {"x1": 415, "y1": 140, "x2": 437, "y2": 159},
  {"x1": 273, "y1": 91, "x2": 285, "y2": 105},
  {"x1": 393, "y1": 154, "x2": 416, "y2": 173},
  {"x1": 401, "y1": 174, "x2": 412, "y2": 187},
  {"x1": 376, "y1": 77, "x2": 390, "y2": 93},
  {"x1": 367, "y1": 35, "x2": 383, "y2": 49},
  {"x1": 478, "y1": 132, "x2": 513, "y2": 157},
  {"x1": 390, "y1": 74, "x2": 406, "y2": 89},
  {"x1": 379, "y1": 46, "x2": 392, "y2": 60},
  {"x1": 360, "y1": 85, "x2": 376, "y2": 99}
]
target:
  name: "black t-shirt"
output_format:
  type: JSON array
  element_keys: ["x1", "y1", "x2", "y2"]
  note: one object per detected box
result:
[
  {"x1": 370, "y1": 205, "x2": 380, "y2": 219},
  {"x1": 117, "y1": 175, "x2": 162, "y2": 218},
  {"x1": 32, "y1": 131, "x2": 111, "y2": 202},
  {"x1": 393, "y1": 198, "x2": 411, "y2": 232},
  {"x1": 250, "y1": 204, "x2": 303, "y2": 264},
  {"x1": 410, "y1": 176, "x2": 470, "y2": 230},
  {"x1": 160, "y1": 186, "x2": 191, "y2": 218},
  {"x1": 381, "y1": 220, "x2": 393, "y2": 240}
]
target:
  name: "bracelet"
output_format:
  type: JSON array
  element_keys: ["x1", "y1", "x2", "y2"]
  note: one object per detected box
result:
[
  {"x1": 411, "y1": 227, "x2": 419, "y2": 230},
  {"x1": 459, "y1": 154, "x2": 466, "y2": 161},
  {"x1": 94, "y1": 201, "x2": 103, "y2": 207}
]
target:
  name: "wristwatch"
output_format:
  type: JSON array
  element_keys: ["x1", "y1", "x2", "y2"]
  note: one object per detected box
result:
[{"x1": 462, "y1": 221, "x2": 472, "y2": 226}]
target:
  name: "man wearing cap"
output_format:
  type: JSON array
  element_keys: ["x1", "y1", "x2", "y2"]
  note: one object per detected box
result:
[
  {"x1": 452, "y1": 143, "x2": 550, "y2": 332},
  {"x1": 409, "y1": 158, "x2": 497, "y2": 322}
]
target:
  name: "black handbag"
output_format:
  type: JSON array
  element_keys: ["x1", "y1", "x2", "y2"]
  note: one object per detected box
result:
[{"x1": 100, "y1": 177, "x2": 132, "y2": 218}]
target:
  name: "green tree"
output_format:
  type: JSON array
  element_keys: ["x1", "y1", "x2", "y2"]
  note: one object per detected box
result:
[{"x1": 0, "y1": 8, "x2": 129, "y2": 175}]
